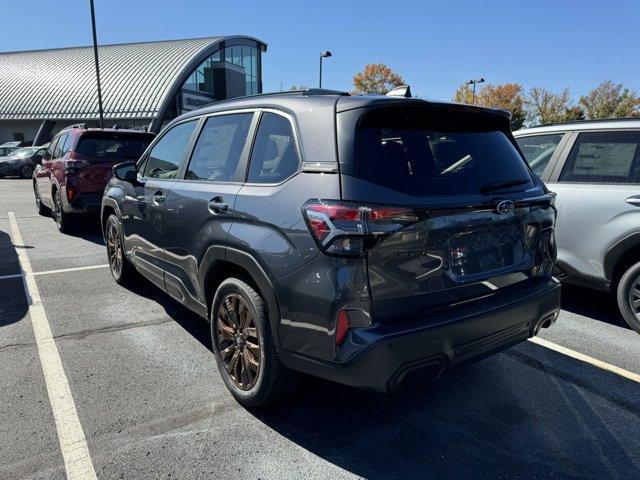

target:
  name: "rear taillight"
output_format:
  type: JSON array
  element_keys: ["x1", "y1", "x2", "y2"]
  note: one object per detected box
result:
[
  {"x1": 335, "y1": 309, "x2": 350, "y2": 346},
  {"x1": 65, "y1": 159, "x2": 89, "y2": 174},
  {"x1": 303, "y1": 200, "x2": 419, "y2": 257},
  {"x1": 66, "y1": 186, "x2": 76, "y2": 202}
]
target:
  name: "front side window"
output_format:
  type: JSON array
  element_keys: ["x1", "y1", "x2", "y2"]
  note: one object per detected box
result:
[
  {"x1": 144, "y1": 121, "x2": 198, "y2": 179},
  {"x1": 516, "y1": 134, "x2": 564, "y2": 176},
  {"x1": 247, "y1": 113, "x2": 300, "y2": 184},
  {"x1": 53, "y1": 134, "x2": 67, "y2": 158},
  {"x1": 560, "y1": 131, "x2": 640, "y2": 184},
  {"x1": 186, "y1": 113, "x2": 253, "y2": 182}
]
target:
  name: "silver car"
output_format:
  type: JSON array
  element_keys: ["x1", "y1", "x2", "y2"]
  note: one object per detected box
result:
[{"x1": 514, "y1": 119, "x2": 640, "y2": 333}]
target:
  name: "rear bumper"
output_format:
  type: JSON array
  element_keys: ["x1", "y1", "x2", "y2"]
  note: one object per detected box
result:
[
  {"x1": 279, "y1": 279, "x2": 561, "y2": 392},
  {"x1": 62, "y1": 189, "x2": 102, "y2": 214}
]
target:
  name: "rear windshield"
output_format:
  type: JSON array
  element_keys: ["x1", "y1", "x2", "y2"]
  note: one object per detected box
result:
[
  {"x1": 76, "y1": 133, "x2": 154, "y2": 161},
  {"x1": 356, "y1": 108, "x2": 534, "y2": 196}
]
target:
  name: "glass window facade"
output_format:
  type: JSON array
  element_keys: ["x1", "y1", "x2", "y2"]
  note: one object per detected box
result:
[{"x1": 179, "y1": 43, "x2": 261, "y2": 115}]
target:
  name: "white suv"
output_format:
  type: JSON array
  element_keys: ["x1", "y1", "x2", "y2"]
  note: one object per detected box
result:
[{"x1": 515, "y1": 119, "x2": 640, "y2": 333}]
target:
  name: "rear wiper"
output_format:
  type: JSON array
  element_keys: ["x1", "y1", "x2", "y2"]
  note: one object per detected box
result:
[{"x1": 480, "y1": 178, "x2": 530, "y2": 194}]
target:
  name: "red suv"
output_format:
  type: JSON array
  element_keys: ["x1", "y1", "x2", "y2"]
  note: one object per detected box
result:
[{"x1": 34, "y1": 126, "x2": 154, "y2": 232}]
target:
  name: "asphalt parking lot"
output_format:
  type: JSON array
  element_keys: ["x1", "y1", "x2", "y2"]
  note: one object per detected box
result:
[{"x1": 0, "y1": 178, "x2": 639, "y2": 480}]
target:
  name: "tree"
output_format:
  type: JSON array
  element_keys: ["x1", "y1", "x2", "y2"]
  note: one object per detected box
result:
[
  {"x1": 526, "y1": 86, "x2": 585, "y2": 125},
  {"x1": 476, "y1": 83, "x2": 527, "y2": 130},
  {"x1": 352, "y1": 64, "x2": 405, "y2": 95},
  {"x1": 452, "y1": 83, "x2": 474, "y2": 104},
  {"x1": 579, "y1": 80, "x2": 640, "y2": 119}
]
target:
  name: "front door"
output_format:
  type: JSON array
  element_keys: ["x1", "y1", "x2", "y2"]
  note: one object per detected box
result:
[{"x1": 120, "y1": 120, "x2": 199, "y2": 290}]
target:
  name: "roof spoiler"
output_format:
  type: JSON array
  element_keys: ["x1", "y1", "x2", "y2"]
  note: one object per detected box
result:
[{"x1": 386, "y1": 85, "x2": 412, "y2": 98}]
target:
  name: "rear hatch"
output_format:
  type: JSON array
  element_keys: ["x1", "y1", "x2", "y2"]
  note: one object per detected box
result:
[
  {"x1": 71, "y1": 131, "x2": 154, "y2": 193},
  {"x1": 336, "y1": 102, "x2": 556, "y2": 324}
]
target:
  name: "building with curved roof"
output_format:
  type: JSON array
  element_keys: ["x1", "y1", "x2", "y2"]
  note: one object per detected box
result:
[{"x1": 0, "y1": 36, "x2": 266, "y2": 144}]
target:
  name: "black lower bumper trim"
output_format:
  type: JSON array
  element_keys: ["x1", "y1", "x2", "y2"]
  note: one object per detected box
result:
[{"x1": 279, "y1": 280, "x2": 561, "y2": 392}]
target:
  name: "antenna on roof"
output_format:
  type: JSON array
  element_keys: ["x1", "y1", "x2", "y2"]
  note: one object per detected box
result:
[{"x1": 386, "y1": 85, "x2": 412, "y2": 98}]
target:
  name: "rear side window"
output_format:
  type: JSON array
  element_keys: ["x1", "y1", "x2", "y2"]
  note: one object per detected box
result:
[
  {"x1": 516, "y1": 134, "x2": 564, "y2": 176},
  {"x1": 247, "y1": 112, "x2": 300, "y2": 184},
  {"x1": 356, "y1": 108, "x2": 534, "y2": 196},
  {"x1": 560, "y1": 131, "x2": 640, "y2": 184},
  {"x1": 145, "y1": 121, "x2": 197, "y2": 179},
  {"x1": 77, "y1": 133, "x2": 153, "y2": 161},
  {"x1": 186, "y1": 113, "x2": 253, "y2": 182}
]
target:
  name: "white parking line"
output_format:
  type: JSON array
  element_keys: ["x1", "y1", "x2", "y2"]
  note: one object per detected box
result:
[
  {"x1": 8, "y1": 212, "x2": 97, "y2": 480},
  {"x1": 529, "y1": 336, "x2": 640, "y2": 383},
  {"x1": 0, "y1": 264, "x2": 109, "y2": 281}
]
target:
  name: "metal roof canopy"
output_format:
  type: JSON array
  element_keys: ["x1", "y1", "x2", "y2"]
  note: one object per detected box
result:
[{"x1": 0, "y1": 36, "x2": 266, "y2": 128}]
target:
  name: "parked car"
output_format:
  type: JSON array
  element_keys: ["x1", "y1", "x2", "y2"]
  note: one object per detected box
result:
[
  {"x1": 34, "y1": 126, "x2": 154, "y2": 232},
  {"x1": 102, "y1": 89, "x2": 560, "y2": 407},
  {"x1": 0, "y1": 145, "x2": 48, "y2": 178},
  {"x1": 514, "y1": 118, "x2": 640, "y2": 333},
  {"x1": 0, "y1": 140, "x2": 32, "y2": 157}
]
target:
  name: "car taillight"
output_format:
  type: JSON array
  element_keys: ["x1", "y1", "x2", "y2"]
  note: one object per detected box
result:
[
  {"x1": 303, "y1": 200, "x2": 420, "y2": 257},
  {"x1": 66, "y1": 186, "x2": 76, "y2": 202},
  {"x1": 65, "y1": 159, "x2": 89, "y2": 174},
  {"x1": 335, "y1": 309, "x2": 350, "y2": 347}
]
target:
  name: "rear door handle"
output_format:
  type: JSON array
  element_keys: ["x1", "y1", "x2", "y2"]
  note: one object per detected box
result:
[
  {"x1": 626, "y1": 195, "x2": 640, "y2": 206},
  {"x1": 152, "y1": 191, "x2": 165, "y2": 204},
  {"x1": 208, "y1": 196, "x2": 228, "y2": 213}
]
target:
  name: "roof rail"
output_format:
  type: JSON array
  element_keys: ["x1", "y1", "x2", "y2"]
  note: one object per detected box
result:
[
  {"x1": 59, "y1": 123, "x2": 86, "y2": 132},
  {"x1": 204, "y1": 89, "x2": 350, "y2": 107},
  {"x1": 536, "y1": 117, "x2": 640, "y2": 128}
]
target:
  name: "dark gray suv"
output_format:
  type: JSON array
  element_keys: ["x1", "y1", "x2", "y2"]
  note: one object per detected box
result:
[{"x1": 101, "y1": 89, "x2": 561, "y2": 407}]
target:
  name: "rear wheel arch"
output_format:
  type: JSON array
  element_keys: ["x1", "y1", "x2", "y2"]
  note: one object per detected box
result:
[{"x1": 202, "y1": 247, "x2": 282, "y2": 348}]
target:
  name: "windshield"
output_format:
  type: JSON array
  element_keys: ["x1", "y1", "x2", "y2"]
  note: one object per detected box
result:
[
  {"x1": 14, "y1": 147, "x2": 38, "y2": 159},
  {"x1": 0, "y1": 146, "x2": 19, "y2": 157},
  {"x1": 76, "y1": 133, "x2": 154, "y2": 161},
  {"x1": 356, "y1": 108, "x2": 534, "y2": 197}
]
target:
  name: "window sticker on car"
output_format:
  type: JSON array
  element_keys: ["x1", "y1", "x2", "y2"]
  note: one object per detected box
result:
[{"x1": 573, "y1": 143, "x2": 637, "y2": 177}]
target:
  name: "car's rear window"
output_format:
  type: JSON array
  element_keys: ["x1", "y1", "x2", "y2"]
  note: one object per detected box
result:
[
  {"x1": 76, "y1": 133, "x2": 154, "y2": 161},
  {"x1": 356, "y1": 107, "x2": 534, "y2": 196}
]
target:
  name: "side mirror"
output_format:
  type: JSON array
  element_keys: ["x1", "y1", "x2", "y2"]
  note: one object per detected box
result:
[
  {"x1": 32, "y1": 154, "x2": 43, "y2": 165},
  {"x1": 43, "y1": 151, "x2": 52, "y2": 161},
  {"x1": 113, "y1": 161, "x2": 137, "y2": 183}
]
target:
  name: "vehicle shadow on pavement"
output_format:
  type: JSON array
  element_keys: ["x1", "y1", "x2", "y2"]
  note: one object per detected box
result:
[
  {"x1": 251, "y1": 342, "x2": 640, "y2": 479},
  {"x1": 561, "y1": 284, "x2": 629, "y2": 330},
  {"x1": 58, "y1": 216, "x2": 105, "y2": 246},
  {"x1": 0, "y1": 228, "x2": 28, "y2": 327}
]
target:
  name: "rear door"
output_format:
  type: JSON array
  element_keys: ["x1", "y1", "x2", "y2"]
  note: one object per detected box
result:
[
  {"x1": 72, "y1": 132, "x2": 154, "y2": 193},
  {"x1": 546, "y1": 129, "x2": 640, "y2": 281},
  {"x1": 162, "y1": 111, "x2": 255, "y2": 311},
  {"x1": 338, "y1": 104, "x2": 556, "y2": 323},
  {"x1": 120, "y1": 120, "x2": 199, "y2": 290}
]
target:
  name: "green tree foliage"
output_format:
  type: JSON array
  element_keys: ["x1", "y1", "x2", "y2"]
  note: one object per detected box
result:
[
  {"x1": 579, "y1": 80, "x2": 640, "y2": 119},
  {"x1": 526, "y1": 87, "x2": 585, "y2": 125},
  {"x1": 452, "y1": 83, "x2": 474, "y2": 104},
  {"x1": 352, "y1": 64, "x2": 405, "y2": 95}
]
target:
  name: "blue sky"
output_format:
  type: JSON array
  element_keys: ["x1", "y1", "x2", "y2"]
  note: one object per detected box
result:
[{"x1": 2, "y1": 0, "x2": 638, "y2": 101}]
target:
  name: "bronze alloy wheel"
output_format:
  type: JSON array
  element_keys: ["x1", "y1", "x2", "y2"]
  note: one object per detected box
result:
[
  {"x1": 216, "y1": 293, "x2": 261, "y2": 390},
  {"x1": 106, "y1": 221, "x2": 123, "y2": 278}
]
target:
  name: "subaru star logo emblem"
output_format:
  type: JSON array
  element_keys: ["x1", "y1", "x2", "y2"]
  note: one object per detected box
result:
[{"x1": 496, "y1": 200, "x2": 515, "y2": 214}]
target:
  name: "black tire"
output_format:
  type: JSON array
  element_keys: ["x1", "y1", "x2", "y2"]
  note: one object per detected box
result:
[
  {"x1": 105, "y1": 214, "x2": 136, "y2": 286},
  {"x1": 34, "y1": 181, "x2": 51, "y2": 216},
  {"x1": 616, "y1": 262, "x2": 640, "y2": 334},
  {"x1": 211, "y1": 277, "x2": 296, "y2": 408},
  {"x1": 53, "y1": 189, "x2": 72, "y2": 233},
  {"x1": 20, "y1": 164, "x2": 34, "y2": 179}
]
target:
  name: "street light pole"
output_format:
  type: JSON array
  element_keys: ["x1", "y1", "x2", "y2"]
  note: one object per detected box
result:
[
  {"x1": 466, "y1": 78, "x2": 485, "y2": 105},
  {"x1": 89, "y1": 0, "x2": 104, "y2": 129},
  {"x1": 319, "y1": 51, "x2": 332, "y2": 89}
]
